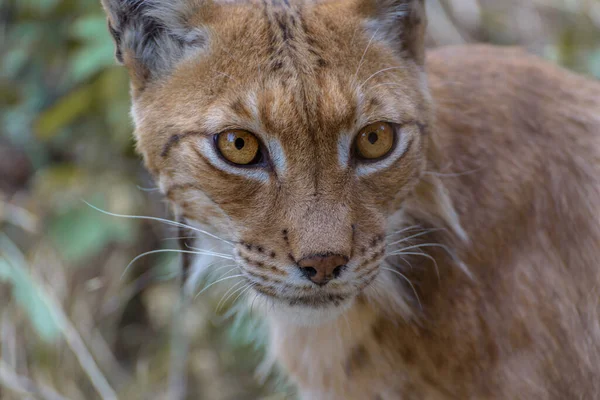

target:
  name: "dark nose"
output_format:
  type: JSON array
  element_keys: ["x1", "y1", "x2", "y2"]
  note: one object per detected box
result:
[{"x1": 298, "y1": 254, "x2": 348, "y2": 286}]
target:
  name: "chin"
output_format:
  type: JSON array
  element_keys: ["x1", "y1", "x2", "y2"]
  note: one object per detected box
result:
[{"x1": 256, "y1": 294, "x2": 356, "y2": 326}]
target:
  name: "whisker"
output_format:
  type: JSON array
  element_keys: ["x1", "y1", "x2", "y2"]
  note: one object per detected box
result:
[
  {"x1": 185, "y1": 262, "x2": 237, "y2": 296},
  {"x1": 396, "y1": 255, "x2": 415, "y2": 270},
  {"x1": 386, "y1": 225, "x2": 425, "y2": 238},
  {"x1": 122, "y1": 249, "x2": 234, "y2": 280},
  {"x1": 359, "y1": 66, "x2": 407, "y2": 90},
  {"x1": 386, "y1": 228, "x2": 445, "y2": 247},
  {"x1": 388, "y1": 242, "x2": 454, "y2": 256},
  {"x1": 354, "y1": 26, "x2": 381, "y2": 82},
  {"x1": 184, "y1": 244, "x2": 235, "y2": 259},
  {"x1": 216, "y1": 281, "x2": 249, "y2": 312},
  {"x1": 161, "y1": 236, "x2": 198, "y2": 242},
  {"x1": 209, "y1": 264, "x2": 240, "y2": 276},
  {"x1": 386, "y1": 251, "x2": 440, "y2": 281},
  {"x1": 381, "y1": 267, "x2": 422, "y2": 311},
  {"x1": 249, "y1": 292, "x2": 261, "y2": 315},
  {"x1": 136, "y1": 185, "x2": 160, "y2": 192},
  {"x1": 231, "y1": 283, "x2": 256, "y2": 307},
  {"x1": 215, "y1": 70, "x2": 240, "y2": 84},
  {"x1": 368, "y1": 82, "x2": 405, "y2": 91},
  {"x1": 83, "y1": 201, "x2": 234, "y2": 247},
  {"x1": 194, "y1": 274, "x2": 245, "y2": 299},
  {"x1": 184, "y1": 260, "x2": 227, "y2": 292}
]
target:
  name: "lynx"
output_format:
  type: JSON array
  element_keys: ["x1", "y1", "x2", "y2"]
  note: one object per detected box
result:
[{"x1": 101, "y1": 0, "x2": 600, "y2": 398}]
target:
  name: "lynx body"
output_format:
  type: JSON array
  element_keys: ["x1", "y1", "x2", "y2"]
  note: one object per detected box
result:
[{"x1": 101, "y1": 0, "x2": 600, "y2": 398}]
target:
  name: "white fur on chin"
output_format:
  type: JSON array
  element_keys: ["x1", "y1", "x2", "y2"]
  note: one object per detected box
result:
[{"x1": 257, "y1": 295, "x2": 356, "y2": 327}]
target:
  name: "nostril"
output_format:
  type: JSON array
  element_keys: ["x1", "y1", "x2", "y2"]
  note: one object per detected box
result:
[
  {"x1": 332, "y1": 265, "x2": 345, "y2": 279},
  {"x1": 298, "y1": 254, "x2": 349, "y2": 285},
  {"x1": 300, "y1": 266, "x2": 318, "y2": 279}
]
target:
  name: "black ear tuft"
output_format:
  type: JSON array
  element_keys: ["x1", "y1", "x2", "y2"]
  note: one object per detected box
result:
[
  {"x1": 100, "y1": 0, "x2": 208, "y2": 83},
  {"x1": 365, "y1": 0, "x2": 427, "y2": 65}
]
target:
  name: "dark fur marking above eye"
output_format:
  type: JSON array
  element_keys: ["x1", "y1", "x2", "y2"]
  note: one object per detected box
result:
[
  {"x1": 161, "y1": 131, "x2": 203, "y2": 158},
  {"x1": 368, "y1": 97, "x2": 381, "y2": 110},
  {"x1": 270, "y1": 251, "x2": 276, "y2": 258},
  {"x1": 230, "y1": 98, "x2": 253, "y2": 120},
  {"x1": 161, "y1": 134, "x2": 182, "y2": 157}
]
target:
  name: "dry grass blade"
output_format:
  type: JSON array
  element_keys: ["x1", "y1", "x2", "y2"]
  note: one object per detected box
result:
[
  {"x1": 0, "y1": 360, "x2": 70, "y2": 400},
  {"x1": 0, "y1": 235, "x2": 118, "y2": 400}
]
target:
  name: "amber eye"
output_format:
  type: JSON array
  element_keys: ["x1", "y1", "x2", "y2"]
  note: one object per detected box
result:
[
  {"x1": 216, "y1": 130, "x2": 262, "y2": 165},
  {"x1": 355, "y1": 122, "x2": 395, "y2": 160}
]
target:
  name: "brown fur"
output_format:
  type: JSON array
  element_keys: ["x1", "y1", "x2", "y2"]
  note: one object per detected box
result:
[{"x1": 102, "y1": 0, "x2": 600, "y2": 398}]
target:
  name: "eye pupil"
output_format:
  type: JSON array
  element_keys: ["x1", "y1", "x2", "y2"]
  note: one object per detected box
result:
[
  {"x1": 216, "y1": 130, "x2": 262, "y2": 166},
  {"x1": 368, "y1": 132, "x2": 378, "y2": 145},
  {"x1": 355, "y1": 122, "x2": 394, "y2": 160},
  {"x1": 234, "y1": 138, "x2": 245, "y2": 150}
]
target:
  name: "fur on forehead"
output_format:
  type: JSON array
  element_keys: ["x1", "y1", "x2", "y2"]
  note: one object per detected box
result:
[{"x1": 101, "y1": 0, "x2": 427, "y2": 89}]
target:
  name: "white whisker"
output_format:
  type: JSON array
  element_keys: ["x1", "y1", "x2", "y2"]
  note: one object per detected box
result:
[
  {"x1": 386, "y1": 228, "x2": 445, "y2": 247},
  {"x1": 122, "y1": 249, "x2": 234, "y2": 280},
  {"x1": 359, "y1": 66, "x2": 407, "y2": 90},
  {"x1": 386, "y1": 225, "x2": 425, "y2": 238},
  {"x1": 368, "y1": 82, "x2": 405, "y2": 91},
  {"x1": 396, "y1": 255, "x2": 415, "y2": 270},
  {"x1": 215, "y1": 70, "x2": 240, "y2": 84},
  {"x1": 386, "y1": 251, "x2": 440, "y2": 281},
  {"x1": 354, "y1": 26, "x2": 381, "y2": 82},
  {"x1": 249, "y1": 292, "x2": 261, "y2": 315},
  {"x1": 161, "y1": 236, "x2": 197, "y2": 242},
  {"x1": 83, "y1": 201, "x2": 234, "y2": 246},
  {"x1": 217, "y1": 281, "x2": 249, "y2": 312},
  {"x1": 194, "y1": 274, "x2": 245, "y2": 299},
  {"x1": 387, "y1": 242, "x2": 454, "y2": 257},
  {"x1": 381, "y1": 267, "x2": 422, "y2": 311},
  {"x1": 136, "y1": 185, "x2": 160, "y2": 192},
  {"x1": 209, "y1": 264, "x2": 240, "y2": 276},
  {"x1": 231, "y1": 283, "x2": 256, "y2": 307},
  {"x1": 184, "y1": 244, "x2": 235, "y2": 259}
]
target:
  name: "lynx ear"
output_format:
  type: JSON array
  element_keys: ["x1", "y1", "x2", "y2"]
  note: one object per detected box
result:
[
  {"x1": 361, "y1": 0, "x2": 427, "y2": 65},
  {"x1": 100, "y1": 0, "x2": 210, "y2": 89}
]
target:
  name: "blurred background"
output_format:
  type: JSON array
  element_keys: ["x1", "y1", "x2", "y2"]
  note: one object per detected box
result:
[{"x1": 0, "y1": 0, "x2": 599, "y2": 399}]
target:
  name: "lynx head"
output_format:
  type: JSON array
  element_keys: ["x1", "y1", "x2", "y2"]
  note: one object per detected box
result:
[{"x1": 102, "y1": 0, "x2": 463, "y2": 324}]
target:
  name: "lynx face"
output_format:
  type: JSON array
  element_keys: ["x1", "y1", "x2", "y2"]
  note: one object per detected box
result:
[{"x1": 103, "y1": 0, "x2": 435, "y2": 322}]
